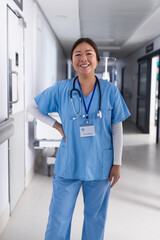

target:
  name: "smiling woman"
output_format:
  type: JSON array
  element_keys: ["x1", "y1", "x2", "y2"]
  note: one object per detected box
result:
[{"x1": 28, "y1": 37, "x2": 130, "y2": 240}]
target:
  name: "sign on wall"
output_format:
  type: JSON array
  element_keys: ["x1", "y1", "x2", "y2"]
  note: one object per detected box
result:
[{"x1": 146, "y1": 43, "x2": 154, "y2": 53}]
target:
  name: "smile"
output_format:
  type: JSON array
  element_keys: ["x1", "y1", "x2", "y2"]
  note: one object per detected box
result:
[{"x1": 79, "y1": 64, "x2": 90, "y2": 68}]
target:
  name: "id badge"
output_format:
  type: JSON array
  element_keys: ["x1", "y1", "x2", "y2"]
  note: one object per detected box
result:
[{"x1": 80, "y1": 125, "x2": 95, "y2": 137}]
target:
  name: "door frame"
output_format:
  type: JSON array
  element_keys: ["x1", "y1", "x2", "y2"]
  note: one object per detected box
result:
[
  {"x1": 137, "y1": 58, "x2": 151, "y2": 133},
  {"x1": 121, "y1": 67, "x2": 126, "y2": 96},
  {"x1": 137, "y1": 50, "x2": 160, "y2": 142}
]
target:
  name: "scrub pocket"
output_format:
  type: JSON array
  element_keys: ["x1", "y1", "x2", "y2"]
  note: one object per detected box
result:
[
  {"x1": 54, "y1": 144, "x2": 68, "y2": 176},
  {"x1": 91, "y1": 108, "x2": 112, "y2": 133},
  {"x1": 101, "y1": 107, "x2": 112, "y2": 126},
  {"x1": 102, "y1": 149, "x2": 113, "y2": 178}
]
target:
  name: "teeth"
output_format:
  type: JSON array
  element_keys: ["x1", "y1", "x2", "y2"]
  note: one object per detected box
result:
[{"x1": 80, "y1": 64, "x2": 89, "y2": 67}]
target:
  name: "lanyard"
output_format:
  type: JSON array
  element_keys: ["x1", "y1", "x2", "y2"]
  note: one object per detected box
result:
[{"x1": 78, "y1": 77, "x2": 98, "y2": 124}]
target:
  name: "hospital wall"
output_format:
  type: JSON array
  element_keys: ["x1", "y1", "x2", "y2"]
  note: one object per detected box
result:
[
  {"x1": 0, "y1": 0, "x2": 67, "y2": 234},
  {"x1": 118, "y1": 35, "x2": 160, "y2": 123},
  {"x1": 34, "y1": 6, "x2": 67, "y2": 96},
  {"x1": 25, "y1": 1, "x2": 67, "y2": 185}
]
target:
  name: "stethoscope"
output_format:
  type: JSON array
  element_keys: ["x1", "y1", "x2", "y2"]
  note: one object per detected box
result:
[{"x1": 70, "y1": 76, "x2": 102, "y2": 122}]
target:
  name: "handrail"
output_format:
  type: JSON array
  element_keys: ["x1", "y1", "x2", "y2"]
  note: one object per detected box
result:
[{"x1": 0, "y1": 118, "x2": 14, "y2": 145}]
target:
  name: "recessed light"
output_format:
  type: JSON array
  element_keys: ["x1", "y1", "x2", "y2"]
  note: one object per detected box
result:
[
  {"x1": 95, "y1": 38, "x2": 115, "y2": 43},
  {"x1": 55, "y1": 15, "x2": 67, "y2": 18},
  {"x1": 98, "y1": 46, "x2": 121, "y2": 50}
]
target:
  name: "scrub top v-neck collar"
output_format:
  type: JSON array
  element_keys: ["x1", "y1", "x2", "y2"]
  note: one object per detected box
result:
[{"x1": 78, "y1": 77, "x2": 98, "y2": 124}]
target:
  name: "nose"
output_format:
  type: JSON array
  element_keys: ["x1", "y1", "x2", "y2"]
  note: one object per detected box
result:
[{"x1": 80, "y1": 53, "x2": 87, "y2": 61}]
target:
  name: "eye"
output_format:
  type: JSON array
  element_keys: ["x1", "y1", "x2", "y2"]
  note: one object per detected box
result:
[
  {"x1": 75, "y1": 54, "x2": 81, "y2": 57},
  {"x1": 86, "y1": 52, "x2": 92, "y2": 55}
]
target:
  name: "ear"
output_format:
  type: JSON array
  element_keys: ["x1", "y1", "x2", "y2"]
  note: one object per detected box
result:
[
  {"x1": 94, "y1": 60, "x2": 99, "y2": 72},
  {"x1": 95, "y1": 60, "x2": 99, "y2": 68},
  {"x1": 71, "y1": 58, "x2": 74, "y2": 66}
]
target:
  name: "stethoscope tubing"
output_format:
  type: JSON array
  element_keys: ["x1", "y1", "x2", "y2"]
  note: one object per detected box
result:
[{"x1": 70, "y1": 76, "x2": 101, "y2": 113}]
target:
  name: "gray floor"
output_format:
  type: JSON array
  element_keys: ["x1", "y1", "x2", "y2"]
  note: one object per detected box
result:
[{"x1": 1, "y1": 121, "x2": 160, "y2": 240}]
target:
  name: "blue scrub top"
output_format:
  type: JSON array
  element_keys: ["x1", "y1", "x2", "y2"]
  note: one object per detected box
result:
[{"x1": 35, "y1": 78, "x2": 131, "y2": 180}]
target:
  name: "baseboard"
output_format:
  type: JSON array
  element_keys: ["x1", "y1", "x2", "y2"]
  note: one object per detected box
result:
[
  {"x1": 25, "y1": 166, "x2": 35, "y2": 188},
  {"x1": 0, "y1": 203, "x2": 10, "y2": 236}
]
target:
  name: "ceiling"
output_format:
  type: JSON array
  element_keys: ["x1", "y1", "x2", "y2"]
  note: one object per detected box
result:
[{"x1": 36, "y1": 0, "x2": 160, "y2": 59}]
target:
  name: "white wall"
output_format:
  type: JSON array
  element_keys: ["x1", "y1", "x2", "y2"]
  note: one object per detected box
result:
[
  {"x1": 23, "y1": 0, "x2": 37, "y2": 186},
  {"x1": 34, "y1": 7, "x2": 67, "y2": 96},
  {"x1": 25, "y1": 2, "x2": 67, "y2": 184},
  {"x1": 120, "y1": 35, "x2": 160, "y2": 123}
]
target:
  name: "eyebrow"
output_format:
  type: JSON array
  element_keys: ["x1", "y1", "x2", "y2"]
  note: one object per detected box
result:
[{"x1": 74, "y1": 49, "x2": 93, "y2": 53}]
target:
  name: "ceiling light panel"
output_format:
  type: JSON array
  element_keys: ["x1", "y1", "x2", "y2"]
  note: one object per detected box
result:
[{"x1": 79, "y1": 0, "x2": 160, "y2": 48}]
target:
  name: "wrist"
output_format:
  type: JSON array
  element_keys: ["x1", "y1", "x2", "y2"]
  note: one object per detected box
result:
[
  {"x1": 53, "y1": 121, "x2": 60, "y2": 129},
  {"x1": 113, "y1": 165, "x2": 121, "y2": 168}
]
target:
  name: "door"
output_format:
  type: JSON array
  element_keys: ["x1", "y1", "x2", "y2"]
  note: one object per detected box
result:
[
  {"x1": 7, "y1": 6, "x2": 25, "y2": 213},
  {"x1": 137, "y1": 59, "x2": 151, "y2": 133},
  {"x1": 150, "y1": 56, "x2": 160, "y2": 143},
  {"x1": 121, "y1": 67, "x2": 125, "y2": 96},
  {"x1": 157, "y1": 62, "x2": 160, "y2": 143}
]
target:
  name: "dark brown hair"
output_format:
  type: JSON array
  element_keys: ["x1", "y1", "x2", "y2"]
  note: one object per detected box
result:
[{"x1": 71, "y1": 38, "x2": 100, "y2": 62}]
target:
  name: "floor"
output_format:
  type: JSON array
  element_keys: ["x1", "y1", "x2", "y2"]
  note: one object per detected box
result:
[{"x1": 1, "y1": 121, "x2": 160, "y2": 240}]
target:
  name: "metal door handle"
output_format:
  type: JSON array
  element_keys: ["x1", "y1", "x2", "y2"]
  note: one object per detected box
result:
[{"x1": 10, "y1": 71, "x2": 19, "y2": 104}]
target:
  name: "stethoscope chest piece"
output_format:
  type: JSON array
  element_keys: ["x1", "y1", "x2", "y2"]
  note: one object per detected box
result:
[{"x1": 97, "y1": 110, "x2": 102, "y2": 118}]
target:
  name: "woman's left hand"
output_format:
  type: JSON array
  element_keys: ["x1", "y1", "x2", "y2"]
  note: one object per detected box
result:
[{"x1": 109, "y1": 165, "x2": 120, "y2": 188}]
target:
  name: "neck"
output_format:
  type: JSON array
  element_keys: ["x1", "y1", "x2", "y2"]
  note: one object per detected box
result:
[
  {"x1": 78, "y1": 74, "x2": 96, "y2": 86},
  {"x1": 78, "y1": 75, "x2": 97, "y2": 97}
]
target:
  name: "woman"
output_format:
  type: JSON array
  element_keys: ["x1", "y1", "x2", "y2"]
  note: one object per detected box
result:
[{"x1": 28, "y1": 38, "x2": 130, "y2": 240}]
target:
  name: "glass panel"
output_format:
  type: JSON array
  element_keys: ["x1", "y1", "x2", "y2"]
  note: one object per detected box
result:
[
  {"x1": 138, "y1": 99, "x2": 146, "y2": 129},
  {"x1": 139, "y1": 62, "x2": 147, "y2": 96}
]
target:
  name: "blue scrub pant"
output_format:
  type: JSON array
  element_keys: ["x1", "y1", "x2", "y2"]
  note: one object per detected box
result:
[{"x1": 44, "y1": 176, "x2": 111, "y2": 240}]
